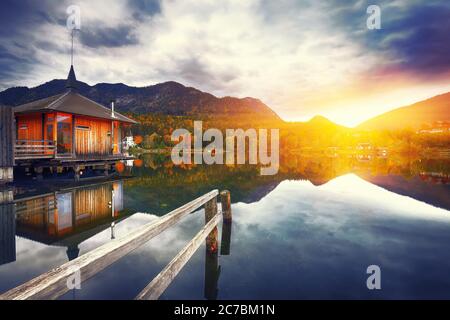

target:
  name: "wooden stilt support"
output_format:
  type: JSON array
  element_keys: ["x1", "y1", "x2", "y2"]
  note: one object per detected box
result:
[
  {"x1": 74, "y1": 165, "x2": 81, "y2": 181},
  {"x1": 104, "y1": 163, "x2": 110, "y2": 176}
]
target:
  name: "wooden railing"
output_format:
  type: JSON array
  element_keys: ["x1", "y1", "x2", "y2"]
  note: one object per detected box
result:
[
  {"x1": 0, "y1": 189, "x2": 232, "y2": 300},
  {"x1": 15, "y1": 140, "x2": 56, "y2": 159}
]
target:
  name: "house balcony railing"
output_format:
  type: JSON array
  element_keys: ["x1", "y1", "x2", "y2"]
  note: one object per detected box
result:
[{"x1": 15, "y1": 140, "x2": 56, "y2": 160}]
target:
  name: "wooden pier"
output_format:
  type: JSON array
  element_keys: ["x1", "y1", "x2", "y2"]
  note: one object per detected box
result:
[{"x1": 0, "y1": 189, "x2": 232, "y2": 300}]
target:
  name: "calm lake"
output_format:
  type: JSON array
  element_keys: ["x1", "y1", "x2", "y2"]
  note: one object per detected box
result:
[{"x1": 1, "y1": 154, "x2": 449, "y2": 299}]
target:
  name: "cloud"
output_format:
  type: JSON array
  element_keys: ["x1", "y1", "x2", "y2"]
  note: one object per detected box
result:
[
  {"x1": 128, "y1": 0, "x2": 161, "y2": 20},
  {"x1": 79, "y1": 24, "x2": 139, "y2": 48}
]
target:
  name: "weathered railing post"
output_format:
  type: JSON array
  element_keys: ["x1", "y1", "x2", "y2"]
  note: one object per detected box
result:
[
  {"x1": 220, "y1": 190, "x2": 232, "y2": 255},
  {"x1": 220, "y1": 190, "x2": 232, "y2": 221},
  {"x1": 204, "y1": 196, "x2": 217, "y2": 222},
  {"x1": 204, "y1": 196, "x2": 218, "y2": 254}
]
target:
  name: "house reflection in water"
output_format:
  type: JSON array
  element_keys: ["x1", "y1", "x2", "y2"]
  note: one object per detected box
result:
[{"x1": 12, "y1": 180, "x2": 127, "y2": 262}]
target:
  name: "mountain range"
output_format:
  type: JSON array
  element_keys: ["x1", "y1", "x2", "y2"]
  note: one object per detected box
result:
[
  {"x1": 0, "y1": 78, "x2": 448, "y2": 130},
  {"x1": 0, "y1": 79, "x2": 280, "y2": 122}
]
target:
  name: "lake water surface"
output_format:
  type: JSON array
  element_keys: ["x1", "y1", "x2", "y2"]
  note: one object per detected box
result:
[{"x1": 1, "y1": 154, "x2": 449, "y2": 299}]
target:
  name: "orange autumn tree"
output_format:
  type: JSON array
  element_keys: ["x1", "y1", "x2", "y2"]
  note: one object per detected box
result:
[{"x1": 134, "y1": 135, "x2": 143, "y2": 145}]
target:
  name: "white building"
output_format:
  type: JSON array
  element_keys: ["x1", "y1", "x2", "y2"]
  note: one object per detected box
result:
[{"x1": 123, "y1": 136, "x2": 136, "y2": 150}]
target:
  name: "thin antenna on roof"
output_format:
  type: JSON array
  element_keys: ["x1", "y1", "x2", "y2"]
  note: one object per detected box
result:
[
  {"x1": 66, "y1": 29, "x2": 78, "y2": 90},
  {"x1": 71, "y1": 29, "x2": 74, "y2": 66}
]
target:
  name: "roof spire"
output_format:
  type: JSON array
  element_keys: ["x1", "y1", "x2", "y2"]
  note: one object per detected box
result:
[
  {"x1": 66, "y1": 65, "x2": 78, "y2": 90},
  {"x1": 66, "y1": 30, "x2": 78, "y2": 90}
]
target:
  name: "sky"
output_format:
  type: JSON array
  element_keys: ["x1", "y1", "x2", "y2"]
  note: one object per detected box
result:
[{"x1": 0, "y1": 0, "x2": 449, "y2": 126}]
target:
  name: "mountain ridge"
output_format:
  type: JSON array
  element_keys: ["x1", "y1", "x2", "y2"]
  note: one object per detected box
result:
[
  {"x1": 0, "y1": 79, "x2": 281, "y2": 121},
  {"x1": 357, "y1": 92, "x2": 450, "y2": 131}
]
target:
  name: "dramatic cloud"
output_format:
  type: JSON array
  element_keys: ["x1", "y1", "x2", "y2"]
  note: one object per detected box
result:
[{"x1": 0, "y1": 0, "x2": 449, "y2": 126}]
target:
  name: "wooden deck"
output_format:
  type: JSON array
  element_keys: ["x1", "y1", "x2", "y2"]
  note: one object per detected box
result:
[
  {"x1": 14, "y1": 153, "x2": 134, "y2": 181},
  {"x1": 14, "y1": 143, "x2": 133, "y2": 164}
]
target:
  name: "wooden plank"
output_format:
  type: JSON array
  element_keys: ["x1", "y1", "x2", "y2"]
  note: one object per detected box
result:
[
  {"x1": 14, "y1": 156, "x2": 53, "y2": 160},
  {"x1": 135, "y1": 211, "x2": 222, "y2": 300},
  {"x1": 0, "y1": 189, "x2": 219, "y2": 300}
]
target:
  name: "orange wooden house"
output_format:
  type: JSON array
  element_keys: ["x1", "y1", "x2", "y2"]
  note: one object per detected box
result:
[{"x1": 14, "y1": 66, "x2": 136, "y2": 162}]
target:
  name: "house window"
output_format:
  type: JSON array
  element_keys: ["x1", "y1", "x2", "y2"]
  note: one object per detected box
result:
[{"x1": 57, "y1": 113, "x2": 72, "y2": 154}]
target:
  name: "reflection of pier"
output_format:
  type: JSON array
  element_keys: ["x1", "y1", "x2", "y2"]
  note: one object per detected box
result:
[
  {"x1": 204, "y1": 218, "x2": 232, "y2": 300},
  {"x1": 0, "y1": 180, "x2": 128, "y2": 268},
  {"x1": 203, "y1": 191, "x2": 232, "y2": 300}
]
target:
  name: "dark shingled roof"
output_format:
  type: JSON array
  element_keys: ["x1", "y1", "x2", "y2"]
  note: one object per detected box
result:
[{"x1": 13, "y1": 66, "x2": 137, "y2": 124}]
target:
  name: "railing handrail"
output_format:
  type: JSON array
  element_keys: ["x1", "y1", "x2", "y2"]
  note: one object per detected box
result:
[
  {"x1": 14, "y1": 140, "x2": 56, "y2": 159},
  {"x1": 0, "y1": 189, "x2": 220, "y2": 300},
  {"x1": 15, "y1": 146, "x2": 54, "y2": 148},
  {"x1": 16, "y1": 139, "x2": 55, "y2": 143},
  {"x1": 136, "y1": 210, "x2": 223, "y2": 300}
]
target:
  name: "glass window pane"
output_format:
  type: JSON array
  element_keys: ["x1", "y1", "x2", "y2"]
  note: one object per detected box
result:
[{"x1": 57, "y1": 113, "x2": 72, "y2": 154}]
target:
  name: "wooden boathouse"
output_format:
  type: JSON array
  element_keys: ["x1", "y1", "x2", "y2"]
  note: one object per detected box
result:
[{"x1": 0, "y1": 65, "x2": 137, "y2": 182}]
